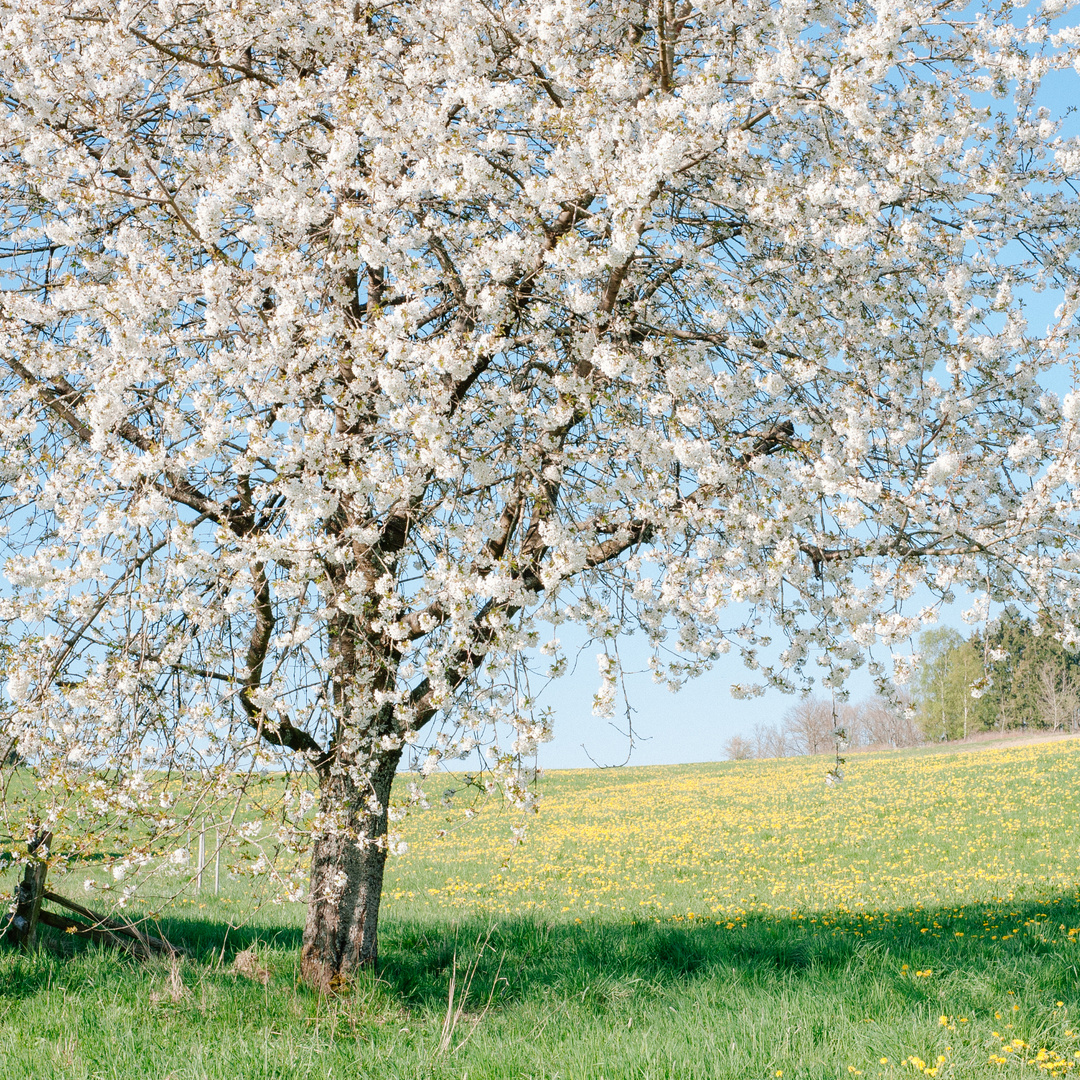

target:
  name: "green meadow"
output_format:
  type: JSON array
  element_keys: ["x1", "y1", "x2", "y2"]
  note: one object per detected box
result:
[{"x1": 4, "y1": 737, "x2": 1080, "y2": 1079}]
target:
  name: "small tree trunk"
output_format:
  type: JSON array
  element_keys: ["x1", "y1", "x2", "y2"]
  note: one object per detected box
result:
[
  {"x1": 300, "y1": 747, "x2": 402, "y2": 990},
  {"x1": 5, "y1": 831, "x2": 50, "y2": 949}
]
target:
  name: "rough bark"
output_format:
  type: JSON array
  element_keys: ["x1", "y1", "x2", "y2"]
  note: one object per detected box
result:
[
  {"x1": 0, "y1": 728, "x2": 19, "y2": 766},
  {"x1": 299, "y1": 745, "x2": 402, "y2": 989}
]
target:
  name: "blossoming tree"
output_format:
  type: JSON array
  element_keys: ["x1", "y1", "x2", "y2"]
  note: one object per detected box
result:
[{"x1": 3, "y1": 0, "x2": 1080, "y2": 987}]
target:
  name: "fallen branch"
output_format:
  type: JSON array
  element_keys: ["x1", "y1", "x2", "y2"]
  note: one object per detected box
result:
[
  {"x1": 36, "y1": 908, "x2": 150, "y2": 957},
  {"x1": 42, "y1": 889, "x2": 181, "y2": 957},
  {"x1": 3, "y1": 829, "x2": 182, "y2": 958}
]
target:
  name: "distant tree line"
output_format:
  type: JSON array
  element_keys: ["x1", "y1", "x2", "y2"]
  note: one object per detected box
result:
[
  {"x1": 725, "y1": 608, "x2": 1080, "y2": 760},
  {"x1": 913, "y1": 608, "x2": 1080, "y2": 740},
  {"x1": 723, "y1": 693, "x2": 922, "y2": 761}
]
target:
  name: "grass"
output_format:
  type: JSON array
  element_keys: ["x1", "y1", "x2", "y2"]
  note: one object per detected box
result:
[{"x1": 4, "y1": 738, "x2": 1080, "y2": 1078}]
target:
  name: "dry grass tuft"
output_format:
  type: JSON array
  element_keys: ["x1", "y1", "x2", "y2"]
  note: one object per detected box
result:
[{"x1": 232, "y1": 946, "x2": 271, "y2": 985}]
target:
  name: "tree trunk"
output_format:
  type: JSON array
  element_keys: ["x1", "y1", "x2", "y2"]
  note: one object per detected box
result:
[{"x1": 300, "y1": 746, "x2": 402, "y2": 990}]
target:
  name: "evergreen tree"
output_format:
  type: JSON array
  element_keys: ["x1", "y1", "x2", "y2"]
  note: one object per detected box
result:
[{"x1": 976, "y1": 609, "x2": 1080, "y2": 732}]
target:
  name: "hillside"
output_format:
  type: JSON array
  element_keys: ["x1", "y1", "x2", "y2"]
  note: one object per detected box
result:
[{"x1": 5, "y1": 738, "x2": 1080, "y2": 1077}]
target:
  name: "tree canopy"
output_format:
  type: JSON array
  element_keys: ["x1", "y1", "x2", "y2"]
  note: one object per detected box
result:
[{"x1": 3, "y1": 0, "x2": 1080, "y2": 985}]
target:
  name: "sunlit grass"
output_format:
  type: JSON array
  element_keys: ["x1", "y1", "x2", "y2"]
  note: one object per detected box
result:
[{"x1": 390, "y1": 739, "x2": 1080, "y2": 922}]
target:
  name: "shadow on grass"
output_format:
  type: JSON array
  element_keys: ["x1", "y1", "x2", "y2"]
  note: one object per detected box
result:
[
  {"x1": 378, "y1": 892, "x2": 1080, "y2": 1012},
  {"x1": 0, "y1": 915, "x2": 303, "y2": 1001},
  {"x1": 5, "y1": 892, "x2": 1080, "y2": 1015},
  {"x1": 152, "y1": 915, "x2": 304, "y2": 960}
]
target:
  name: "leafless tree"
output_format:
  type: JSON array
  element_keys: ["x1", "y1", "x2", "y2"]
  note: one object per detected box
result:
[
  {"x1": 752, "y1": 721, "x2": 792, "y2": 760},
  {"x1": 1034, "y1": 662, "x2": 1079, "y2": 732},
  {"x1": 722, "y1": 734, "x2": 755, "y2": 761},
  {"x1": 782, "y1": 695, "x2": 837, "y2": 756},
  {"x1": 853, "y1": 693, "x2": 923, "y2": 749}
]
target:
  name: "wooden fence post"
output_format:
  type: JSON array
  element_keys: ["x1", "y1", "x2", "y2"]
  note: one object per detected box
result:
[
  {"x1": 4, "y1": 830, "x2": 51, "y2": 950},
  {"x1": 197, "y1": 819, "x2": 205, "y2": 894}
]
